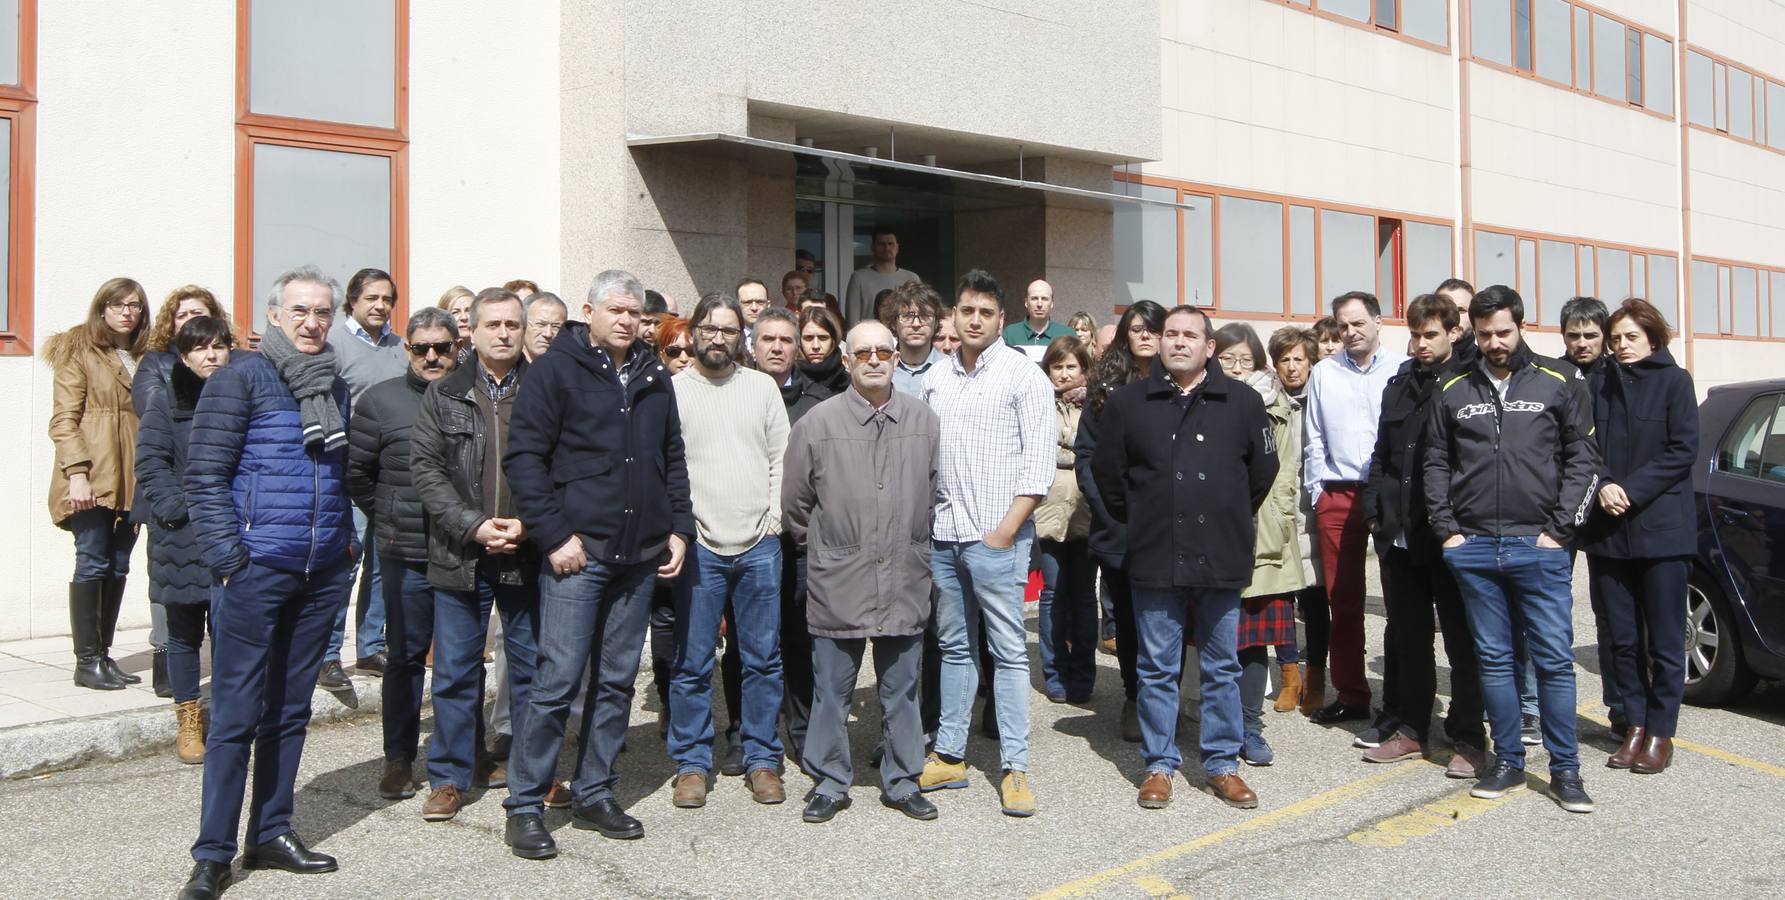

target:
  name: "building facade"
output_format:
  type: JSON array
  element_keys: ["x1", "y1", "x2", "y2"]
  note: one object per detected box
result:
[{"x1": 2, "y1": 0, "x2": 1776, "y2": 637}]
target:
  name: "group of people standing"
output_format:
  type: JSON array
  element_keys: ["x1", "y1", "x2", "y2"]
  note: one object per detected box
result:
[{"x1": 40, "y1": 246, "x2": 1698, "y2": 900}]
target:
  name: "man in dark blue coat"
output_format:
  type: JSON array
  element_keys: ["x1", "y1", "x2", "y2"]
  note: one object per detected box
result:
[{"x1": 177, "y1": 266, "x2": 359, "y2": 900}]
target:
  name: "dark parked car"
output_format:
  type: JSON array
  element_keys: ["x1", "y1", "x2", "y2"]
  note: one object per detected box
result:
[{"x1": 1689, "y1": 378, "x2": 1785, "y2": 704}]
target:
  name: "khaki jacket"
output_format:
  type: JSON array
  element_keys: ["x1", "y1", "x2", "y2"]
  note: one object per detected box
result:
[
  {"x1": 45, "y1": 332, "x2": 140, "y2": 524},
  {"x1": 1033, "y1": 398, "x2": 1090, "y2": 542},
  {"x1": 783, "y1": 388, "x2": 941, "y2": 639},
  {"x1": 1244, "y1": 373, "x2": 1305, "y2": 598}
]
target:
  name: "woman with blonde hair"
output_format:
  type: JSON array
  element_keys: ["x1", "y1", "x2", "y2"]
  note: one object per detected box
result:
[
  {"x1": 1068, "y1": 311, "x2": 1100, "y2": 357},
  {"x1": 437, "y1": 285, "x2": 476, "y2": 355},
  {"x1": 46, "y1": 277, "x2": 151, "y2": 690},
  {"x1": 133, "y1": 284, "x2": 230, "y2": 696}
]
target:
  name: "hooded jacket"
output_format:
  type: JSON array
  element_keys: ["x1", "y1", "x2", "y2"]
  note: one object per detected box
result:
[
  {"x1": 1364, "y1": 354, "x2": 1460, "y2": 559},
  {"x1": 1579, "y1": 347, "x2": 1698, "y2": 559},
  {"x1": 133, "y1": 362, "x2": 212, "y2": 605},
  {"x1": 1423, "y1": 342, "x2": 1602, "y2": 544}
]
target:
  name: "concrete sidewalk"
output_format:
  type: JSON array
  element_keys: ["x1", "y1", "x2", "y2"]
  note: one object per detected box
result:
[{"x1": 0, "y1": 626, "x2": 384, "y2": 779}]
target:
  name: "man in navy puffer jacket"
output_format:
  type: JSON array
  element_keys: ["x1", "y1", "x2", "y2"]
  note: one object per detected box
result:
[{"x1": 177, "y1": 266, "x2": 359, "y2": 900}]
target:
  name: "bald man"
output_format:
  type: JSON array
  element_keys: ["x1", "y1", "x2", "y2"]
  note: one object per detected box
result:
[
  {"x1": 1002, "y1": 279, "x2": 1074, "y2": 361},
  {"x1": 782, "y1": 320, "x2": 942, "y2": 824}
]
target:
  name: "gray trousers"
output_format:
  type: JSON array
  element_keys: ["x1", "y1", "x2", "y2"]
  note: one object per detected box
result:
[{"x1": 804, "y1": 633, "x2": 923, "y2": 801}]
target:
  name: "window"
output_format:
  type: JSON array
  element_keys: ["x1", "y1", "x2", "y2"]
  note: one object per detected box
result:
[
  {"x1": 1573, "y1": 8, "x2": 1591, "y2": 90},
  {"x1": 1289, "y1": 206, "x2": 1316, "y2": 317},
  {"x1": 1691, "y1": 260, "x2": 1719, "y2": 335},
  {"x1": 1183, "y1": 192, "x2": 1214, "y2": 306},
  {"x1": 1514, "y1": 0, "x2": 1533, "y2": 71},
  {"x1": 1220, "y1": 197, "x2": 1286, "y2": 313},
  {"x1": 1532, "y1": 0, "x2": 1570, "y2": 84},
  {"x1": 1717, "y1": 395, "x2": 1777, "y2": 479},
  {"x1": 1759, "y1": 406, "x2": 1785, "y2": 483},
  {"x1": 1378, "y1": 219, "x2": 1404, "y2": 314},
  {"x1": 1732, "y1": 267, "x2": 1760, "y2": 336},
  {"x1": 1598, "y1": 247, "x2": 1631, "y2": 303},
  {"x1": 1592, "y1": 14, "x2": 1625, "y2": 101},
  {"x1": 1474, "y1": 0, "x2": 1512, "y2": 65},
  {"x1": 1279, "y1": 0, "x2": 1449, "y2": 49},
  {"x1": 1714, "y1": 61, "x2": 1728, "y2": 131},
  {"x1": 1772, "y1": 272, "x2": 1785, "y2": 338},
  {"x1": 1321, "y1": 209, "x2": 1376, "y2": 305},
  {"x1": 1402, "y1": 0, "x2": 1448, "y2": 45},
  {"x1": 1113, "y1": 182, "x2": 1178, "y2": 309},
  {"x1": 1626, "y1": 27, "x2": 1643, "y2": 105},
  {"x1": 1538, "y1": 240, "x2": 1576, "y2": 326},
  {"x1": 1404, "y1": 222, "x2": 1455, "y2": 306},
  {"x1": 1686, "y1": 51, "x2": 1714, "y2": 126},
  {"x1": 1729, "y1": 69, "x2": 1755, "y2": 141},
  {"x1": 1518, "y1": 239, "x2": 1538, "y2": 306},
  {"x1": 1690, "y1": 257, "x2": 1779, "y2": 338},
  {"x1": 1578, "y1": 244, "x2": 1596, "y2": 296},
  {"x1": 1643, "y1": 33, "x2": 1672, "y2": 116},
  {"x1": 1476, "y1": 227, "x2": 1679, "y2": 329},
  {"x1": 1371, "y1": 0, "x2": 1395, "y2": 29},
  {"x1": 1650, "y1": 255, "x2": 1679, "y2": 329},
  {"x1": 237, "y1": 0, "x2": 407, "y2": 334},
  {"x1": 0, "y1": 0, "x2": 31, "y2": 355},
  {"x1": 1769, "y1": 81, "x2": 1785, "y2": 150},
  {"x1": 1475, "y1": 0, "x2": 1670, "y2": 113},
  {"x1": 1326, "y1": 0, "x2": 1371, "y2": 23}
]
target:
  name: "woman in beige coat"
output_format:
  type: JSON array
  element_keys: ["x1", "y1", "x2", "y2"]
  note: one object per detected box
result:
[
  {"x1": 45, "y1": 277, "x2": 150, "y2": 690},
  {"x1": 1035, "y1": 337, "x2": 1096, "y2": 703}
]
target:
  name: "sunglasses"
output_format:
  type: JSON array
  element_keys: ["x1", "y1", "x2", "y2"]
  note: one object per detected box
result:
[
  {"x1": 851, "y1": 348, "x2": 895, "y2": 362},
  {"x1": 409, "y1": 342, "x2": 455, "y2": 358},
  {"x1": 662, "y1": 346, "x2": 693, "y2": 359}
]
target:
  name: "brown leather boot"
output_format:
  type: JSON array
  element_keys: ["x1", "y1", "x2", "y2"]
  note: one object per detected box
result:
[
  {"x1": 1137, "y1": 771, "x2": 1173, "y2": 809},
  {"x1": 747, "y1": 768, "x2": 786, "y2": 804},
  {"x1": 1632, "y1": 735, "x2": 1673, "y2": 774},
  {"x1": 1299, "y1": 667, "x2": 1326, "y2": 717},
  {"x1": 1273, "y1": 663, "x2": 1303, "y2": 713},
  {"x1": 175, "y1": 700, "x2": 205, "y2": 765},
  {"x1": 672, "y1": 771, "x2": 710, "y2": 808},
  {"x1": 1606, "y1": 726, "x2": 1646, "y2": 769},
  {"x1": 421, "y1": 785, "x2": 463, "y2": 821},
  {"x1": 1206, "y1": 773, "x2": 1258, "y2": 809}
]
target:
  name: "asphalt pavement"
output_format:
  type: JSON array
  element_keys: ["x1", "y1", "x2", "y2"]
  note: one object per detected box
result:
[{"x1": 5, "y1": 564, "x2": 1784, "y2": 900}]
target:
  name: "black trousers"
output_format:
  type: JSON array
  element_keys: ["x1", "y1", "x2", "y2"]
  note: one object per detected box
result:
[
  {"x1": 1593, "y1": 556, "x2": 1688, "y2": 737},
  {"x1": 1381, "y1": 546, "x2": 1485, "y2": 746},
  {"x1": 1298, "y1": 583, "x2": 1330, "y2": 671},
  {"x1": 780, "y1": 538, "x2": 812, "y2": 762},
  {"x1": 1101, "y1": 561, "x2": 1139, "y2": 702}
]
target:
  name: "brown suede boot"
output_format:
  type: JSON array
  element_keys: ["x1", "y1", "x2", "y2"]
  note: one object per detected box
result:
[
  {"x1": 175, "y1": 700, "x2": 205, "y2": 765},
  {"x1": 1273, "y1": 663, "x2": 1303, "y2": 713},
  {"x1": 1299, "y1": 666, "x2": 1326, "y2": 717}
]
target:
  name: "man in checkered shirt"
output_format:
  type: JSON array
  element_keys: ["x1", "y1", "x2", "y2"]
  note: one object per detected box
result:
[{"x1": 916, "y1": 269, "x2": 1056, "y2": 818}]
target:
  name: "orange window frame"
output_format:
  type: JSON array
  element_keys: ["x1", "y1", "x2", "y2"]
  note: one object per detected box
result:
[
  {"x1": 1685, "y1": 45, "x2": 1785, "y2": 156},
  {"x1": 1116, "y1": 172, "x2": 1455, "y2": 323},
  {"x1": 1470, "y1": 223, "x2": 1679, "y2": 331},
  {"x1": 233, "y1": 0, "x2": 409, "y2": 335},
  {"x1": 0, "y1": 0, "x2": 35, "y2": 356},
  {"x1": 1268, "y1": 0, "x2": 1452, "y2": 54},
  {"x1": 1467, "y1": 0, "x2": 1674, "y2": 122},
  {"x1": 1689, "y1": 254, "x2": 1784, "y2": 341}
]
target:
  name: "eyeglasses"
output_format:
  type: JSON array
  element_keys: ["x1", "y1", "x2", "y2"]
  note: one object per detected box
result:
[
  {"x1": 851, "y1": 348, "x2": 896, "y2": 362},
  {"x1": 695, "y1": 325, "x2": 741, "y2": 340},
  {"x1": 527, "y1": 320, "x2": 564, "y2": 335},
  {"x1": 1216, "y1": 353, "x2": 1254, "y2": 369},
  {"x1": 795, "y1": 265, "x2": 817, "y2": 274},
  {"x1": 897, "y1": 312, "x2": 930, "y2": 324},
  {"x1": 662, "y1": 346, "x2": 693, "y2": 359},
  {"x1": 281, "y1": 305, "x2": 334, "y2": 324},
  {"x1": 409, "y1": 341, "x2": 455, "y2": 358},
  {"x1": 105, "y1": 299, "x2": 145, "y2": 312}
]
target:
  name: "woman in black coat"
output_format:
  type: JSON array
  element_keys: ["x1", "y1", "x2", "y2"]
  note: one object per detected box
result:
[
  {"x1": 134, "y1": 317, "x2": 235, "y2": 764},
  {"x1": 1583, "y1": 298, "x2": 1698, "y2": 776}
]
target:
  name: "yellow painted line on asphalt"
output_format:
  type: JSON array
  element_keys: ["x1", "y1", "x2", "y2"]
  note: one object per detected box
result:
[
  {"x1": 1578, "y1": 708, "x2": 1785, "y2": 779},
  {"x1": 1346, "y1": 781, "x2": 1529, "y2": 849},
  {"x1": 1130, "y1": 874, "x2": 1193, "y2": 899},
  {"x1": 1030, "y1": 763, "x2": 1423, "y2": 900}
]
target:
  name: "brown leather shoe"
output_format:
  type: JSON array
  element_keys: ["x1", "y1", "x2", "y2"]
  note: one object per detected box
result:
[
  {"x1": 748, "y1": 767, "x2": 786, "y2": 804},
  {"x1": 543, "y1": 781, "x2": 573, "y2": 809},
  {"x1": 422, "y1": 785, "x2": 463, "y2": 821},
  {"x1": 1632, "y1": 735, "x2": 1673, "y2": 774},
  {"x1": 1299, "y1": 667, "x2": 1326, "y2": 717},
  {"x1": 1607, "y1": 726, "x2": 1646, "y2": 769},
  {"x1": 1206, "y1": 773, "x2": 1258, "y2": 809},
  {"x1": 378, "y1": 758, "x2": 416, "y2": 799},
  {"x1": 672, "y1": 771, "x2": 709, "y2": 808},
  {"x1": 1137, "y1": 771, "x2": 1173, "y2": 809}
]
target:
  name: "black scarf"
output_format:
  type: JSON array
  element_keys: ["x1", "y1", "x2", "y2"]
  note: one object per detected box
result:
[{"x1": 258, "y1": 326, "x2": 346, "y2": 451}]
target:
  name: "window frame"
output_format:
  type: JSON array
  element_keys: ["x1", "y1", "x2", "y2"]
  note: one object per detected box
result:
[
  {"x1": 1469, "y1": 223, "x2": 1679, "y2": 330},
  {"x1": 1267, "y1": 0, "x2": 1451, "y2": 54},
  {"x1": 1685, "y1": 44, "x2": 1785, "y2": 156},
  {"x1": 233, "y1": 0, "x2": 409, "y2": 336},
  {"x1": 1116, "y1": 172, "x2": 1455, "y2": 322},
  {"x1": 1689, "y1": 253, "x2": 1785, "y2": 341},
  {"x1": 1468, "y1": 0, "x2": 1674, "y2": 121},
  {"x1": 0, "y1": 0, "x2": 35, "y2": 357}
]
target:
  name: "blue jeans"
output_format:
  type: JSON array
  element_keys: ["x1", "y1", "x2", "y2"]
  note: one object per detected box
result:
[
  {"x1": 328, "y1": 508, "x2": 385, "y2": 660},
  {"x1": 430, "y1": 561, "x2": 538, "y2": 790},
  {"x1": 379, "y1": 557, "x2": 434, "y2": 764},
  {"x1": 1443, "y1": 535, "x2": 1580, "y2": 773},
  {"x1": 506, "y1": 557, "x2": 655, "y2": 816},
  {"x1": 164, "y1": 603, "x2": 210, "y2": 704},
  {"x1": 669, "y1": 537, "x2": 784, "y2": 776},
  {"x1": 1132, "y1": 586, "x2": 1244, "y2": 777},
  {"x1": 933, "y1": 522, "x2": 1033, "y2": 772},
  {"x1": 68, "y1": 506, "x2": 136, "y2": 581},
  {"x1": 1037, "y1": 537, "x2": 1096, "y2": 700}
]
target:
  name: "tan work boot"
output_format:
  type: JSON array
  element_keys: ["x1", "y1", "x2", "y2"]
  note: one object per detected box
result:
[
  {"x1": 1273, "y1": 663, "x2": 1303, "y2": 713},
  {"x1": 1299, "y1": 666, "x2": 1326, "y2": 717},
  {"x1": 918, "y1": 753, "x2": 970, "y2": 792},
  {"x1": 747, "y1": 768, "x2": 786, "y2": 804},
  {"x1": 175, "y1": 700, "x2": 205, "y2": 765},
  {"x1": 672, "y1": 771, "x2": 710, "y2": 808}
]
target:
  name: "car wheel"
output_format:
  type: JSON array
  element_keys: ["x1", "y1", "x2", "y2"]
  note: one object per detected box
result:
[{"x1": 1682, "y1": 572, "x2": 1756, "y2": 707}]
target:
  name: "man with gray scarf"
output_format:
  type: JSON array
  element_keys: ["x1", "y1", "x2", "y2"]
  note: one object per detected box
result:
[{"x1": 178, "y1": 265, "x2": 359, "y2": 899}]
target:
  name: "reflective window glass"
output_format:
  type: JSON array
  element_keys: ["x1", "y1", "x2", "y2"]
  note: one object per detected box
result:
[
  {"x1": 1290, "y1": 205, "x2": 1316, "y2": 317},
  {"x1": 0, "y1": 0, "x2": 17, "y2": 86},
  {"x1": 1514, "y1": 0, "x2": 1533, "y2": 71},
  {"x1": 1686, "y1": 52, "x2": 1715, "y2": 127},
  {"x1": 249, "y1": 0, "x2": 398, "y2": 128},
  {"x1": 1538, "y1": 240, "x2": 1575, "y2": 326},
  {"x1": 1730, "y1": 69, "x2": 1755, "y2": 140},
  {"x1": 1644, "y1": 35, "x2": 1673, "y2": 116},
  {"x1": 1732, "y1": 267, "x2": 1760, "y2": 336},
  {"x1": 1626, "y1": 27, "x2": 1643, "y2": 105},
  {"x1": 1473, "y1": 0, "x2": 1512, "y2": 66},
  {"x1": 1403, "y1": 222, "x2": 1454, "y2": 305},
  {"x1": 1769, "y1": 81, "x2": 1785, "y2": 149},
  {"x1": 1597, "y1": 247, "x2": 1631, "y2": 303},
  {"x1": 1593, "y1": 14, "x2": 1625, "y2": 101},
  {"x1": 1475, "y1": 231, "x2": 1516, "y2": 289},
  {"x1": 1324, "y1": 0, "x2": 1372, "y2": 23},
  {"x1": 1533, "y1": 0, "x2": 1569, "y2": 84},
  {"x1": 1403, "y1": 0, "x2": 1448, "y2": 45},
  {"x1": 1220, "y1": 197, "x2": 1286, "y2": 313},
  {"x1": 1518, "y1": 239, "x2": 1538, "y2": 306},
  {"x1": 1691, "y1": 259, "x2": 1719, "y2": 334},
  {"x1": 1114, "y1": 183, "x2": 1180, "y2": 309},
  {"x1": 1574, "y1": 8, "x2": 1592, "y2": 89},
  {"x1": 1183, "y1": 193, "x2": 1214, "y2": 307},
  {"x1": 1649, "y1": 255, "x2": 1678, "y2": 329},
  {"x1": 251, "y1": 144, "x2": 392, "y2": 335},
  {"x1": 1717, "y1": 395, "x2": 1777, "y2": 479},
  {"x1": 1772, "y1": 271, "x2": 1785, "y2": 337},
  {"x1": 1321, "y1": 209, "x2": 1377, "y2": 301}
]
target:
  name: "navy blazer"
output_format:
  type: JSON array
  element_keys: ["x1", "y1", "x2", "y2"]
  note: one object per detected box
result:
[{"x1": 1581, "y1": 347, "x2": 1699, "y2": 559}]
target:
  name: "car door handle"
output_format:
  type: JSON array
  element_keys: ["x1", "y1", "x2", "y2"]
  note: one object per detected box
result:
[{"x1": 1718, "y1": 507, "x2": 1751, "y2": 524}]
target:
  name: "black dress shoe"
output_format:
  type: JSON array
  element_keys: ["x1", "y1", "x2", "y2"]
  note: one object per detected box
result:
[
  {"x1": 881, "y1": 791, "x2": 939, "y2": 821},
  {"x1": 355, "y1": 652, "x2": 388, "y2": 677},
  {"x1": 1308, "y1": 701, "x2": 1371, "y2": 725},
  {"x1": 505, "y1": 813, "x2": 558, "y2": 860},
  {"x1": 177, "y1": 860, "x2": 232, "y2": 900},
  {"x1": 571, "y1": 798, "x2": 644, "y2": 840},
  {"x1": 241, "y1": 832, "x2": 336, "y2": 874},
  {"x1": 316, "y1": 660, "x2": 351, "y2": 690},
  {"x1": 719, "y1": 741, "x2": 746, "y2": 777},
  {"x1": 802, "y1": 792, "x2": 851, "y2": 823}
]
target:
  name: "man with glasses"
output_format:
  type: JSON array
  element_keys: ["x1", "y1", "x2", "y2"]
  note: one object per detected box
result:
[
  {"x1": 883, "y1": 280, "x2": 947, "y2": 397},
  {"x1": 666, "y1": 291, "x2": 792, "y2": 807},
  {"x1": 844, "y1": 227, "x2": 919, "y2": 325},
  {"x1": 345, "y1": 307, "x2": 461, "y2": 806},
  {"x1": 781, "y1": 271, "x2": 810, "y2": 310},
  {"x1": 795, "y1": 249, "x2": 820, "y2": 283},
  {"x1": 737, "y1": 277, "x2": 772, "y2": 350},
  {"x1": 784, "y1": 320, "x2": 943, "y2": 824},
  {"x1": 522, "y1": 292, "x2": 568, "y2": 361}
]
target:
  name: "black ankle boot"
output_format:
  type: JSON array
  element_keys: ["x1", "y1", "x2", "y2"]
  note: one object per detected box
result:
[
  {"x1": 98, "y1": 576, "x2": 141, "y2": 684},
  {"x1": 69, "y1": 582, "x2": 124, "y2": 691},
  {"x1": 152, "y1": 648, "x2": 171, "y2": 698}
]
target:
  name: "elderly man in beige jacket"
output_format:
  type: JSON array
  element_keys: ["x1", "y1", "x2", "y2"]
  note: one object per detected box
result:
[{"x1": 782, "y1": 320, "x2": 942, "y2": 825}]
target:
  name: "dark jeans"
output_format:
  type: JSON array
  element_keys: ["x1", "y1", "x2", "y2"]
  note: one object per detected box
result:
[
  {"x1": 780, "y1": 538, "x2": 812, "y2": 762},
  {"x1": 1582, "y1": 552, "x2": 1628, "y2": 721},
  {"x1": 648, "y1": 581, "x2": 743, "y2": 737},
  {"x1": 1037, "y1": 538, "x2": 1097, "y2": 700},
  {"x1": 68, "y1": 506, "x2": 136, "y2": 581},
  {"x1": 1298, "y1": 583, "x2": 1330, "y2": 671},
  {"x1": 506, "y1": 558, "x2": 654, "y2": 816},
  {"x1": 1444, "y1": 536, "x2": 1579, "y2": 773},
  {"x1": 1239, "y1": 645, "x2": 1269, "y2": 734},
  {"x1": 1593, "y1": 556, "x2": 1688, "y2": 737},
  {"x1": 192, "y1": 557, "x2": 351, "y2": 864},
  {"x1": 805, "y1": 634, "x2": 923, "y2": 801},
  {"x1": 164, "y1": 603, "x2": 210, "y2": 704},
  {"x1": 1100, "y1": 561, "x2": 1139, "y2": 701},
  {"x1": 379, "y1": 557, "x2": 434, "y2": 764},
  {"x1": 1381, "y1": 547, "x2": 1486, "y2": 746},
  {"x1": 669, "y1": 538, "x2": 784, "y2": 775},
  {"x1": 430, "y1": 562, "x2": 539, "y2": 791},
  {"x1": 1133, "y1": 586, "x2": 1244, "y2": 776}
]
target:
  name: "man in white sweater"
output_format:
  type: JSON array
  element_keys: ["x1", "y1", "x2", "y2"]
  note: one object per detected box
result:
[{"x1": 668, "y1": 291, "x2": 792, "y2": 809}]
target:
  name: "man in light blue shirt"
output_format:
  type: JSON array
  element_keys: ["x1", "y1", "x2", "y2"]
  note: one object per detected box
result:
[
  {"x1": 1302, "y1": 291, "x2": 1405, "y2": 728},
  {"x1": 885, "y1": 281, "x2": 949, "y2": 397}
]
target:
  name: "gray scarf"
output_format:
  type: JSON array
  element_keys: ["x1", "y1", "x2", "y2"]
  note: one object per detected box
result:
[{"x1": 258, "y1": 326, "x2": 347, "y2": 451}]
